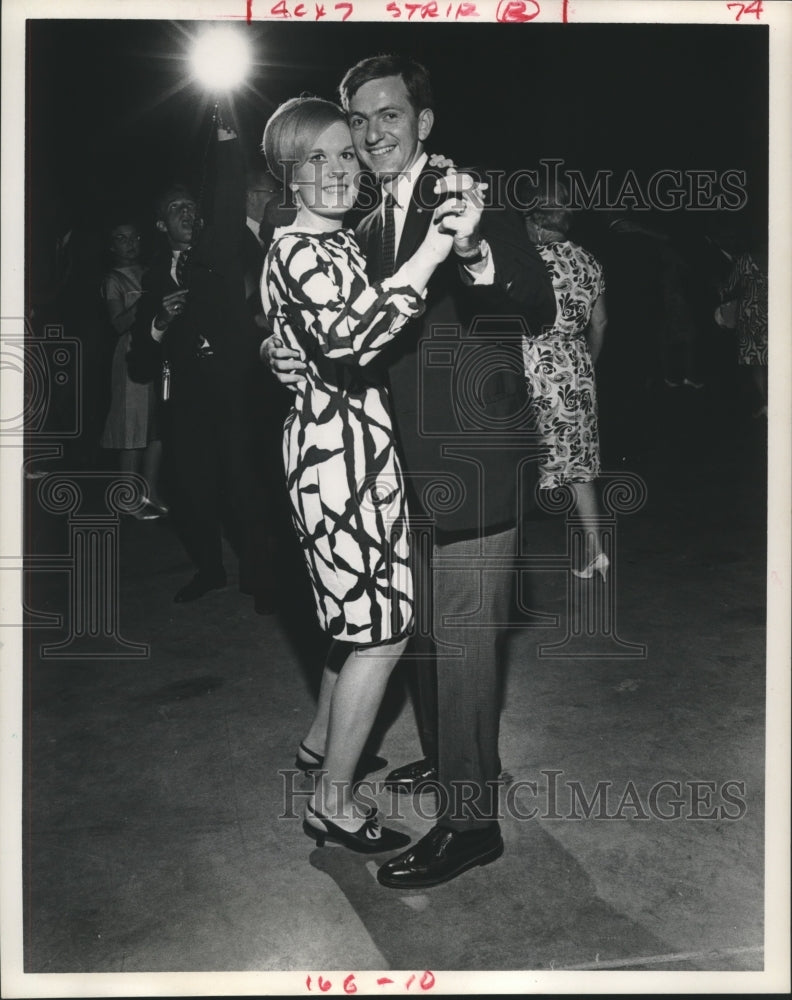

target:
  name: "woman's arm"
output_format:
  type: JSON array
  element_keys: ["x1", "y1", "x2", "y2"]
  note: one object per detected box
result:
[
  {"x1": 265, "y1": 206, "x2": 461, "y2": 368},
  {"x1": 266, "y1": 235, "x2": 429, "y2": 367},
  {"x1": 587, "y1": 294, "x2": 608, "y2": 365}
]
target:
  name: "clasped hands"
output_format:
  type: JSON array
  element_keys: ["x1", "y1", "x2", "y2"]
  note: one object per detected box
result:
[{"x1": 429, "y1": 162, "x2": 488, "y2": 254}]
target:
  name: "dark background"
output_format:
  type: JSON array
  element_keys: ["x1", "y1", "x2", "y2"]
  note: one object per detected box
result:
[{"x1": 26, "y1": 19, "x2": 768, "y2": 301}]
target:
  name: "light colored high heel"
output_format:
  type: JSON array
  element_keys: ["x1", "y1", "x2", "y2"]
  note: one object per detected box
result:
[{"x1": 572, "y1": 552, "x2": 610, "y2": 581}]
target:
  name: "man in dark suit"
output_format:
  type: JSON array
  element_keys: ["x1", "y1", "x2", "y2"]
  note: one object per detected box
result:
[
  {"x1": 129, "y1": 122, "x2": 261, "y2": 604},
  {"x1": 242, "y1": 167, "x2": 292, "y2": 614},
  {"x1": 242, "y1": 167, "x2": 280, "y2": 319},
  {"x1": 266, "y1": 55, "x2": 555, "y2": 887}
]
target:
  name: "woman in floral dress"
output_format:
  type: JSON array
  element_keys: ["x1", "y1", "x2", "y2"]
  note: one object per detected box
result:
[
  {"x1": 722, "y1": 246, "x2": 768, "y2": 418},
  {"x1": 521, "y1": 180, "x2": 609, "y2": 579},
  {"x1": 261, "y1": 96, "x2": 478, "y2": 851}
]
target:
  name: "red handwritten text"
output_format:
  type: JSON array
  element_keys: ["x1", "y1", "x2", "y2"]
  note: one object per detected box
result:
[
  {"x1": 306, "y1": 972, "x2": 436, "y2": 992},
  {"x1": 245, "y1": 0, "x2": 570, "y2": 21},
  {"x1": 495, "y1": 0, "x2": 541, "y2": 20},
  {"x1": 267, "y1": 0, "x2": 352, "y2": 19},
  {"x1": 727, "y1": 0, "x2": 763, "y2": 19},
  {"x1": 386, "y1": 1, "x2": 478, "y2": 18}
]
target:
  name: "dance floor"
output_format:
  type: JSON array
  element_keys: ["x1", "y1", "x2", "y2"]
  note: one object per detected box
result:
[{"x1": 17, "y1": 387, "x2": 771, "y2": 978}]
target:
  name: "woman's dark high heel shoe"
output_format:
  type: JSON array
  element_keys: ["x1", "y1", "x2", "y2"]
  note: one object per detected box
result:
[
  {"x1": 294, "y1": 742, "x2": 323, "y2": 772},
  {"x1": 303, "y1": 803, "x2": 410, "y2": 854},
  {"x1": 294, "y1": 741, "x2": 388, "y2": 777}
]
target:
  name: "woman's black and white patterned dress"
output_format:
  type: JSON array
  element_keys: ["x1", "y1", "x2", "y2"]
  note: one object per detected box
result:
[
  {"x1": 262, "y1": 226, "x2": 423, "y2": 645},
  {"x1": 522, "y1": 241, "x2": 605, "y2": 488}
]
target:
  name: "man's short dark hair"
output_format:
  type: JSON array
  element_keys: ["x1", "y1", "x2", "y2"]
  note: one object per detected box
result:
[
  {"x1": 154, "y1": 184, "x2": 196, "y2": 223},
  {"x1": 339, "y1": 54, "x2": 434, "y2": 114}
]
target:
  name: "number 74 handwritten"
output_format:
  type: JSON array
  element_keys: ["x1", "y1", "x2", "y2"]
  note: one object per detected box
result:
[{"x1": 726, "y1": 0, "x2": 763, "y2": 20}]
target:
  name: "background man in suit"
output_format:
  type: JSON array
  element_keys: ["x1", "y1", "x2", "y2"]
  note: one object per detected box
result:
[
  {"x1": 245, "y1": 169, "x2": 280, "y2": 243},
  {"x1": 243, "y1": 167, "x2": 292, "y2": 614},
  {"x1": 266, "y1": 55, "x2": 555, "y2": 888},
  {"x1": 242, "y1": 168, "x2": 280, "y2": 322},
  {"x1": 129, "y1": 122, "x2": 262, "y2": 605}
]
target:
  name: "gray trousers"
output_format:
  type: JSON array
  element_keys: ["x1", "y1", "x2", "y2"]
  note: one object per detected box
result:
[{"x1": 432, "y1": 526, "x2": 517, "y2": 831}]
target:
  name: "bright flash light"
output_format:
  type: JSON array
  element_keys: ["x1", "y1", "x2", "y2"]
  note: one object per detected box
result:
[{"x1": 190, "y1": 28, "x2": 251, "y2": 91}]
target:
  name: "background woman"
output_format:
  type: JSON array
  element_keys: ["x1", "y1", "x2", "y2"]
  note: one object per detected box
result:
[
  {"x1": 100, "y1": 219, "x2": 166, "y2": 518},
  {"x1": 720, "y1": 239, "x2": 768, "y2": 418},
  {"x1": 521, "y1": 180, "x2": 609, "y2": 579},
  {"x1": 261, "y1": 97, "x2": 478, "y2": 851}
]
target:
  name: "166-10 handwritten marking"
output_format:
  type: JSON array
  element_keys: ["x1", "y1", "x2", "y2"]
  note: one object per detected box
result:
[{"x1": 306, "y1": 971, "x2": 436, "y2": 992}]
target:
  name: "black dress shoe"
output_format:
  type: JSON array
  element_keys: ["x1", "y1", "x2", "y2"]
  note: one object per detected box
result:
[
  {"x1": 377, "y1": 822, "x2": 504, "y2": 889},
  {"x1": 173, "y1": 572, "x2": 227, "y2": 603},
  {"x1": 294, "y1": 742, "x2": 388, "y2": 778},
  {"x1": 303, "y1": 803, "x2": 411, "y2": 854},
  {"x1": 383, "y1": 758, "x2": 438, "y2": 794}
]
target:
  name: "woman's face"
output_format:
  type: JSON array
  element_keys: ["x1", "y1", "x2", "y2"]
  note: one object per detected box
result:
[
  {"x1": 110, "y1": 224, "x2": 141, "y2": 265},
  {"x1": 292, "y1": 120, "x2": 359, "y2": 220}
]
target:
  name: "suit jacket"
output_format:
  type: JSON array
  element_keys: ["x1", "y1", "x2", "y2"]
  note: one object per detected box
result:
[
  {"x1": 258, "y1": 197, "x2": 297, "y2": 257},
  {"x1": 242, "y1": 224, "x2": 266, "y2": 321},
  {"x1": 356, "y1": 163, "x2": 556, "y2": 538},
  {"x1": 128, "y1": 137, "x2": 258, "y2": 410}
]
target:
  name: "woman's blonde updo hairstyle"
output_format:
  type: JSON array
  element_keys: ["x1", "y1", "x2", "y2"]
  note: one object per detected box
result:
[{"x1": 262, "y1": 96, "x2": 348, "y2": 191}]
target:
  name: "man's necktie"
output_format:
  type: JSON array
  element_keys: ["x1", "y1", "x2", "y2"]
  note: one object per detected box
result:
[
  {"x1": 381, "y1": 191, "x2": 396, "y2": 279},
  {"x1": 175, "y1": 248, "x2": 191, "y2": 287}
]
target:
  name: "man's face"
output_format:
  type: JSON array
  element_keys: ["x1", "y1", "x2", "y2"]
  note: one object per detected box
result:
[
  {"x1": 347, "y1": 74, "x2": 434, "y2": 180},
  {"x1": 157, "y1": 195, "x2": 197, "y2": 249}
]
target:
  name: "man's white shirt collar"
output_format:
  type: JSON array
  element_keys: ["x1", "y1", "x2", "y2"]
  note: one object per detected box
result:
[
  {"x1": 381, "y1": 151, "x2": 429, "y2": 211},
  {"x1": 246, "y1": 216, "x2": 263, "y2": 245}
]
